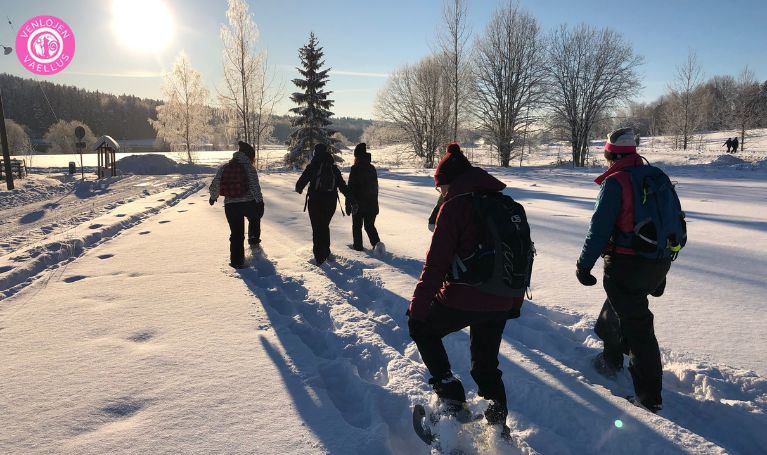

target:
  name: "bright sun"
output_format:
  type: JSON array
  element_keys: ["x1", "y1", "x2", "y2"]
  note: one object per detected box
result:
[{"x1": 111, "y1": 0, "x2": 175, "y2": 53}]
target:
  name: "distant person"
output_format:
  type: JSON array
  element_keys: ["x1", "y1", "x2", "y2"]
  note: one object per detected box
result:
[
  {"x1": 731, "y1": 137, "x2": 739, "y2": 153},
  {"x1": 576, "y1": 127, "x2": 685, "y2": 414},
  {"x1": 295, "y1": 143, "x2": 355, "y2": 265},
  {"x1": 347, "y1": 143, "x2": 383, "y2": 253},
  {"x1": 209, "y1": 141, "x2": 265, "y2": 269},
  {"x1": 409, "y1": 142, "x2": 529, "y2": 435},
  {"x1": 723, "y1": 138, "x2": 732, "y2": 153}
]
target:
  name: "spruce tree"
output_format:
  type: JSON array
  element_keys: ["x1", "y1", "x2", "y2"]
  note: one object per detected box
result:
[{"x1": 286, "y1": 32, "x2": 340, "y2": 165}]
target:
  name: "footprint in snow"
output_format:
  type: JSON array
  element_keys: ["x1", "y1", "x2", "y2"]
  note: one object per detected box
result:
[
  {"x1": 127, "y1": 330, "x2": 155, "y2": 343},
  {"x1": 0, "y1": 266, "x2": 13, "y2": 273},
  {"x1": 99, "y1": 399, "x2": 145, "y2": 419},
  {"x1": 188, "y1": 202, "x2": 195, "y2": 205},
  {"x1": 63, "y1": 275, "x2": 87, "y2": 283},
  {"x1": 157, "y1": 199, "x2": 166, "y2": 202},
  {"x1": 97, "y1": 254, "x2": 114, "y2": 260},
  {"x1": 177, "y1": 210, "x2": 188, "y2": 213},
  {"x1": 89, "y1": 223, "x2": 104, "y2": 229},
  {"x1": 139, "y1": 231, "x2": 151, "y2": 235},
  {"x1": 159, "y1": 220, "x2": 170, "y2": 224},
  {"x1": 115, "y1": 213, "x2": 126, "y2": 218}
]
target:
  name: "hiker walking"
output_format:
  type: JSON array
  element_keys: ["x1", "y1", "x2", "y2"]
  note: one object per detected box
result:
[
  {"x1": 576, "y1": 128, "x2": 685, "y2": 414},
  {"x1": 731, "y1": 137, "x2": 739, "y2": 153},
  {"x1": 295, "y1": 143, "x2": 355, "y2": 265},
  {"x1": 723, "y1": 138, "x2": 733, "y2": 153},
  {"x1": 409, "y1": 143, "x2": 530, "y2": 433},
  {"x1": 347, "y1": 143, "x2": 384, "y2": 253},
  {"x1": 209, "y1": 141, "x2": 265, "y2": 269}
]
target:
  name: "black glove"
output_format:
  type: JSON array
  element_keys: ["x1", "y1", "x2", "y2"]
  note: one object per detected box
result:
[
  {"x1": 650, "y1": 278, "x2": 666, "y2": 297},
  {"x1": 576, "y1": 268, "x2": 597, "y2": 286},
  {"x1": 209, "y1": 198, "x2": 216, "y2": 206}
]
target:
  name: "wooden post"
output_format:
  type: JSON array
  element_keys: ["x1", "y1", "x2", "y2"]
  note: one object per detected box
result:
[{"x1": 0, "y1": 89, "x2": 14, "y2": 190}]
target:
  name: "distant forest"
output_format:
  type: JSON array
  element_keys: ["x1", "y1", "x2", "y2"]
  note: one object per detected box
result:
[{"x1": 0, "y1": 73, "x2": 371, "y2": 145}]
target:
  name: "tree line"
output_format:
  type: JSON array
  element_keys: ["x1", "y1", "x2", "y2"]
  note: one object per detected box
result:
[{"x1": 374, "y1": 0, "x2": 767, "y2": 167}]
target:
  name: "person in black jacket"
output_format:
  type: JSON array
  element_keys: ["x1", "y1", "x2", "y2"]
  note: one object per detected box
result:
[
  {"x1": 295, "y1": 143, "x2": 355, "y2": 265},
  {"x1": 347, "y1": 143, "x2": 382, "y2": 252},
  {"x1": 731, "y1": 137, "x2": 739, "y2": 153}
]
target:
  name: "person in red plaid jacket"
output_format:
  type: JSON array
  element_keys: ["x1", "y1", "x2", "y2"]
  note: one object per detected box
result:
[{"x1": 209, "y1": 141, "x2": 264, "y2": 269}]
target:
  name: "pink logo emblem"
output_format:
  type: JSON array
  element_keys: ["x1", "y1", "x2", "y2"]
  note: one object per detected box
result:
[{"x1": 15, "y1": 16, "x2": 75, "y2": 76}]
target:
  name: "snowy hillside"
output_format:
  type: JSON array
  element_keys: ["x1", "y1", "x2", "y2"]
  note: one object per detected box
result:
[{"x1": 1, "y1": 137, "x2": 766, "y2": 454}]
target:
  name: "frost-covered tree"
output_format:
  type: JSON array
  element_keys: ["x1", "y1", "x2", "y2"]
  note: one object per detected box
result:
[
  {"x1": 473, "y1": 3, "x2": 546, "y2": 167},
  {"x1": 437, "y1": 0, "x2": 472, "y2": 142},
  {"x1": 43, "y1": 120, "x2": 96, "y2": 154},
  {"x1": 545, "y1": 24, "x2": 643, "y2": 166},
  {"x1": 666, "y1": 50, "x2": 704, "y2": 150},
  {"x1": 151, "y1": 52, "x2": 211, "y2": 164},
  {"x1": 4, "y1": 119, "x2": 32, "y2": 154},
  {"x1": 286, "y1": 32, "x2": 340, "y2": 165},
  {"x1": 732, "y1": 67, "x2": 762, "y2": 151},
  {"x1": 376, "y1": 54, "x2": 452, "y2": 168}
]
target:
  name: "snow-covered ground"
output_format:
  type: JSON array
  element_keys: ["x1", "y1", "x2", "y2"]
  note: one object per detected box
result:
[{"x1": 1, "y1": 133, "x2": 766, "y2": 454}]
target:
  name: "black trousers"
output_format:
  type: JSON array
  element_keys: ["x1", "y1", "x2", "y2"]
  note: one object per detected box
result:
[
  {"x1": 308, "y1": 196, "x2": 336, "y2": 264},
  {"x1": 595, "y1": 254, "x2": 670, "y2": 407},
  {"x1": 352, "y1": 213, "x2": 380, "y2": 249},
  {"x1": 409, "y1": 303, "x2": 508, "y2": 408},
  {"x1": 224, "y1": 200, "x2": 264, "y2": 266}
]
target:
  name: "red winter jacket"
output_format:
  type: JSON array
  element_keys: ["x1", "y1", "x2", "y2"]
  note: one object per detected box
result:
[{"x1": 409, "y1": 167, "x2": 524, "y2": 321}]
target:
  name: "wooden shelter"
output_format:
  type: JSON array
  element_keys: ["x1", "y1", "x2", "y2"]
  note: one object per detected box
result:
[{"x1": 92, "y1": 136, "x2": 119, "y2": 178}]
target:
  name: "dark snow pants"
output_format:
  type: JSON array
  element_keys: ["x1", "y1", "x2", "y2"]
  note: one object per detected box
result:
[
  {"x1": 225, "y1": 200, "x2": 264, "y2": 266},
  {"x1": 352, "y1": 213, "x2": 380, "y2": 249},
  {"x1": 595, "y1": 254, "x2": 671, "y2": 408},
  {"x1": 308, "y1": 195, "x2": 337, "y2": 264},
  {"x1": 408, "y1": 303, "x2": 509, "y2": 410}
]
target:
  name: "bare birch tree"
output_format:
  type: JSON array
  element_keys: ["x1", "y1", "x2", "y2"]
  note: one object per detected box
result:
[
  {"x1": 667, "y1": 50, "x2": 704, "y2": 150},
  {"x1": 250, "y1": 55, "x2": 283, "y2": 168},
  {"x1": 473, "y1": 3, "x2": 546, "y2": 167},
  {"x1": 438, "y1": 0, "x2": 471, "y2": 141},
  {"x1": 545, "y1": 24, "x2": 643, "y2": 166},
  {"x1": 151, "y1": 52, "x2": 211, "y2": 164},
  {"x1": 220, "y1": 0, "x2": 260, "y2": 144},
  {"x1": 375, "y1": 55, "x2": 452, "y2": 167},
  {"x1": 733, "y1": 66, "x2": 761, "y2": 151}
]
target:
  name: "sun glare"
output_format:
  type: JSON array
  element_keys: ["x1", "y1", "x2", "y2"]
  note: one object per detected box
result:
[{"x1": 111, "y1": 0, "x2": 175, "y2": 54}]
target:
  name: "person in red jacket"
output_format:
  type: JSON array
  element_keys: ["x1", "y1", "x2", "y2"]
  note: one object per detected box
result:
[{"x1": 409, "y1": 143, "x2": 523, "y2": 428}]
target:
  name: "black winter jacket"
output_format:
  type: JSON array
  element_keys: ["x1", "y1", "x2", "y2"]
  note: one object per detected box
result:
[
  {"x1": 295, "y1": 148, "x2": 351, "y2": 201},
  {"x1": 347, "y1": 154, "x2": 379, "y2": 215}
]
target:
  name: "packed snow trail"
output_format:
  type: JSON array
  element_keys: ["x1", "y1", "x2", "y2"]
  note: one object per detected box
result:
[{"x1": 1, "y1": 169, "x2": 766, "y2": 454}]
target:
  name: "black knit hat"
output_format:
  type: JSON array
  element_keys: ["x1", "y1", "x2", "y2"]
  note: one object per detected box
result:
[
  {"x1": 238, "y1": 141, "x2": 255, "y2": 159},
  {"x1": 354, "y1": 142, "x2": 367, "y2": 157},
  {"x1": 314, "y1": 143, "x2": 328, "y2": 155},
  {"x1": 434, "y1": 142, "x2": 471, "y2": 185}
]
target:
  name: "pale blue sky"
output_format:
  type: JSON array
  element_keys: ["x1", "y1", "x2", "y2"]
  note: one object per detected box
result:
[{"x1": 1, "y1": 0, "x2": 765, "y2": 119}]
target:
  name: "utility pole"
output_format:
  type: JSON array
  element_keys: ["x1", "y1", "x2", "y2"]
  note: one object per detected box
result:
[{"x1": 0, "y1": 88, "x2": 14, "y2": 190}]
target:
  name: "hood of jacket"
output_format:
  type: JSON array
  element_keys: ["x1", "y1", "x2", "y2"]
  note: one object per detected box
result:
[
  {"x1": 443, "y1": 166, "x2": 506, "y2": 200},
  {"x1": 232, "y1": 151, "x2": 253, "y2": 166},
  {"x1": 310, "y1": 147, "x2": 334, "y2": 165}
]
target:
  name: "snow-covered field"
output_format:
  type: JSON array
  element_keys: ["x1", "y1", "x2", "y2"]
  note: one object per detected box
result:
[{"x1": 1, "y1": 133, "x2": 766, "y2": 454}]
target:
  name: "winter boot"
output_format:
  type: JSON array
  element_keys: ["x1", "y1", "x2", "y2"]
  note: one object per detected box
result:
[
  {"x1": 627, "y1": 396, "x2": 662, "y2": 414},
  {"x1": 592, "y1": 352, "x2": 623, "y2": 379},
  {"x1": 484, "y1": 400, "x2": 508, "y2": 425},
  {"x1": 429, "y1": 374, "x2": 470, "y2": 420},
  {"x1": 373, "y1": 241, "x2": 386, "y2": 255}
]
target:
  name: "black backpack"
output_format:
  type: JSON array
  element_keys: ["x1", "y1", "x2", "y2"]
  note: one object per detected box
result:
[
  {"x1": 314, "y1": 162, "x2": 337, "y2": 192},
  {"x1": 448, "y1": 192, "x2": 535, "y2": 298}
]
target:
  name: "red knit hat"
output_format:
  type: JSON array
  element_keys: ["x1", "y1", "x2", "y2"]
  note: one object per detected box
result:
[
  {"x1": 434, "y1": 142, "x2": 471, "y2": 185},
  {"x1": 604, "y1": 128, "x2": 638, "y2": 154}
]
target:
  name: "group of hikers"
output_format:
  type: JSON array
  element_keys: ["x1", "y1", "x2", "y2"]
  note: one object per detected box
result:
[
  {"x1": 208, "y1": 127, "x2": 685, "y2": 435},
  {"x1": 209, "y1": 141, "x2": 383, "y2": 268},
  {"x1": 723, "y1": 137, "x2": 740, "y2": 153}
]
